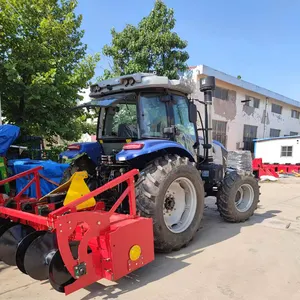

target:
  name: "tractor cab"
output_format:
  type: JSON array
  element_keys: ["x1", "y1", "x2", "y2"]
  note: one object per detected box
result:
[{"x1": 80, "y1": 73, "x2": 198, "y2": 160}]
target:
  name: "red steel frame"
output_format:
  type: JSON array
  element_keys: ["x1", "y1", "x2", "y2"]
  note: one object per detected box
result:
[
  {"x1": 253, "y1": 158, "x2": 300, "y2": 178},
  {"x1": 0, "y1": 166, "x2": 43, "y2": 202},
  {"x1": 0, "y1": 168, "x2": 139, "y2": 228},
  {"x1": 0, "y1": 168, "x2": 154, "y2": 295}
]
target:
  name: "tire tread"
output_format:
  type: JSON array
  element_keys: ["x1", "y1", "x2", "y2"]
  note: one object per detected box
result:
[{"x1": 136, "y1": 155, "x2": 204, "y2": 252}]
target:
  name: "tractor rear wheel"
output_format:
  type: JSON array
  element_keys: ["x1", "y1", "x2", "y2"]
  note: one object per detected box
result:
[
  {"x1": 217, "y1": 171, "x2": 259, "y2": 222},
  {"x1": 136, "y1": 155, "x2": 204, "y2": 253}
]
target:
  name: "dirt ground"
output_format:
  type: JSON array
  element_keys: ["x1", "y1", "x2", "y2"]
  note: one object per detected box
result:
[{"x1": 1, "y1": 177, "x2": 300, "y2": 300}]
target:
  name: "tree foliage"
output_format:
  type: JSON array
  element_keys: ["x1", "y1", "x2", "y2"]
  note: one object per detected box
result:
[
  {"x1": 0, "y1": 0, "x2": 100, "y2": 142},
  {"x1": 102, "y1": 0, "x2": 189, "y2": 79}
]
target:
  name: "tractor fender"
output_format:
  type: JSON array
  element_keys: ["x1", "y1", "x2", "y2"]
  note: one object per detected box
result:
[
  {"x1": 59, "y1": 142, "x2": 102, "y2": 165},
  {"x1": 116, "y1": 139, "x2": 195, "y2": 162}
]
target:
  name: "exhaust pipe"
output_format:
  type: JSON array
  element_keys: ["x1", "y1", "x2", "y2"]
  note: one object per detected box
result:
[{"x1": 200, "y1": 76, "x2": 216, "y2": 162}]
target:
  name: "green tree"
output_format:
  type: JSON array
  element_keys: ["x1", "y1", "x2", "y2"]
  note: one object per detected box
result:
[
  {"x1": 102, "y1": 0, "x2": 189, "y2": 79},
  {"x1": 0, "y1": 0, "x2": 100, "y2": 142}
]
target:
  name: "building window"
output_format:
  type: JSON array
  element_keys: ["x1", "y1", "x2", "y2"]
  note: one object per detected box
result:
[
  {"x1": 243, "y1": 124, "x2": 257, "y2": 152},
  {"x1": 212, "y1": 120, "x2": 227, "y2": 147},
  {"x1": 214, "y1": 86, "x2": 229, "y2": 101},
  {"x1": 291, "y1": 110, "x2": 299, "y2": 119},
  {"x1": 290, "y1": 131, "x2": 298, "y2": 136},
  {"x1": 245, "y1": 95, "x2": 260, "y2": 108},
  {"x1": 281, "y1": 146, "x2": 293, "y2": 157},
  {"x1": 270, "y1": 128, "x2": 280, "y2": 137},
  {"x1": 271, "y1": 103, "x2": 282, "y2": 114}
]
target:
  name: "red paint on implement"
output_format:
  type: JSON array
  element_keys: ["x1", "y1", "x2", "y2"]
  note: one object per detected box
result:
[{"x1": 0, "y1": 167, "x2": 154, "y2": 295}]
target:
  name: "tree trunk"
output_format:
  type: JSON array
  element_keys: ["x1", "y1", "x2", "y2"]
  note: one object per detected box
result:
[{"x1": 18, "y1": 94, "x2": 25, "y2": 125}]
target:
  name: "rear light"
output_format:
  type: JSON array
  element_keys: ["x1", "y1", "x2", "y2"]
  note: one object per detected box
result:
[
  {"x1": 123, "y1": 143, "x2": 144, "y2": 150},
  {"x1": 67, "y1": 144, "x2": 81, "y2": 150}
]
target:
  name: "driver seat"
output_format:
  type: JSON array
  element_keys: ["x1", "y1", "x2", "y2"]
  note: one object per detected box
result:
[{"x1": 117, "y1": 124, "x2": 138, "y2": 138}]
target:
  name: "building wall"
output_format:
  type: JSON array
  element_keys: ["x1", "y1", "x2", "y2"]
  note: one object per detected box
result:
[
  {"x1": 191, "y1": 72, "x2": 300, "y2": 151},
  {"x1": 255, "y1": 138, "x2": 300, "y2": 164}
]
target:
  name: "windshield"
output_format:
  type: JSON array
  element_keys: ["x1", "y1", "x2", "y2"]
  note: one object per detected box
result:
[
  {"x1": 101, "y1": 103, "x2": 138, "y2": 138},
  {"x1": 139, "y1": 94, "x2": 168, "y2": 138}
]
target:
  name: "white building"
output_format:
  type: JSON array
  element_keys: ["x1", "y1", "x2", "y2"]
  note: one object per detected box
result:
[
  {"x1": 254, "y1": 136, "x2": 300, "y2": 164},
  {"x1": 191, "y1": 65, "x2": 300, "y2": 152}
]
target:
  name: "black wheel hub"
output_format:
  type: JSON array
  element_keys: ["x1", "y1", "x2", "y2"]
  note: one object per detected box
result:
[{"x1": 164, "y1": 195, "x2": 175, "y2": 211}]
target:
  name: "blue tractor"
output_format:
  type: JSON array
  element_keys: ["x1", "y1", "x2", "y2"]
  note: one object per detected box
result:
[{"x1": 60, "y1": 73, "x2": 260, "y2": 252}]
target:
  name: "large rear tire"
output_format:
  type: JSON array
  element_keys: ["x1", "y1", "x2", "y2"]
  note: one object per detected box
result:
[
  {"x1": 136, "y1": 155, "x2": 204, "y2": 253},
  {"x1": 217, "y1": 171, "x2": 259, "y2": 222}
]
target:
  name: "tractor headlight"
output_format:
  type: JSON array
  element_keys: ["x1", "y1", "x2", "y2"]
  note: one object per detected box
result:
[
  {"x1": 128, "y1": 78, "x2": 135, "y2": 85},
  {"x1": 90, "y1": 84, "x2": 102, "y2": 94},
  {"x1": 122, "y1": 79, "x2": 129, "y2": 86}
]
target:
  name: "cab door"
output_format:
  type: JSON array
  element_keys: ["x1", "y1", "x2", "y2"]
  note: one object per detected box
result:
[{"x1": 171, "y1": 94, "x2": 198, "y2": 158}]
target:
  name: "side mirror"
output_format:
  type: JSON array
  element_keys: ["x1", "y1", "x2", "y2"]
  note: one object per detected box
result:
[
  {"x1": 189, "y1": 102, "x2": 197, "y2": 124},
  {"x1": 163, "y1": 126, "x2": 176, "y2": 135}
]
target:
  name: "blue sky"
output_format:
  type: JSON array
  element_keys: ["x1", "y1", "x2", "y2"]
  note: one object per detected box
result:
[{"x1": 76, "y1": 0, "x2": 300, "y2": 100}]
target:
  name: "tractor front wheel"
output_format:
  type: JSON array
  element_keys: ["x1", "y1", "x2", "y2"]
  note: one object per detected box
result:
[
  {"x1": 217, "y1": 171, "x2": 259, "y2": 222},
  {"x1": 136, "y1": 155, "x2": 204, "y2": 253}
]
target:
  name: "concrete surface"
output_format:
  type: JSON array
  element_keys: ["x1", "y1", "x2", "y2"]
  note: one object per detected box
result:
[{"x1": 1, "y1": 178, "x2": 300, "y2": 300}]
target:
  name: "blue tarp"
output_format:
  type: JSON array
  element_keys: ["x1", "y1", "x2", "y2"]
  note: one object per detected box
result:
[
  {"x1": 8, "y1": 159, "x2": 69, "y2": 198},
  {"x1": 0, "y1": 124, "x2": 20, "y2": 156}
]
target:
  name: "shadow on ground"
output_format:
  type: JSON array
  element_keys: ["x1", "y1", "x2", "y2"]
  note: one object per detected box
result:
[{"x1": 80, "y1": 197, "x2": 281, "y2": 300}]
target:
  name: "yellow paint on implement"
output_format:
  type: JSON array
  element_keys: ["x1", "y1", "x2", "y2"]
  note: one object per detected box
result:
[
  {"x1": 40, "y1": 171, "x2": 96, "y2": 210},
  {"x1": 129, "y1": 245, "x2": 141, "y2": 261},
  {"x1": 63, "y1": 172, "x2": 96, "y2": 209}
]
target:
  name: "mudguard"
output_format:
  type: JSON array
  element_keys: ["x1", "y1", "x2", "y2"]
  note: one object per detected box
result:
[
  {"x1": 59, "y1": 142, "x2": 102, "y2": 165},
  {"x1": 116, "y1": 139, "x2": 195, "y2": 161}
]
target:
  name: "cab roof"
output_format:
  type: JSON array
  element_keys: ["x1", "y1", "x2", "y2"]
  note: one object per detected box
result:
[{"x1": 89, "y1": 73, "x2": 193, "y2": 97}]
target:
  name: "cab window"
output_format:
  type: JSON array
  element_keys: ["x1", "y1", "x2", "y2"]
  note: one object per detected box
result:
[
  {"x1": 172, "y1": 95, "x2": 196, "y2": 142},
  {"x1": 102, "y1": 103, "x2": 138, "y2": 138},
  {"x1": 139, "y1": 94, "x2": 168, "y2": 138}
]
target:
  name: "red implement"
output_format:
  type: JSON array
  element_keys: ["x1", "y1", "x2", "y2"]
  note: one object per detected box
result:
[
  {"x1": 252, "y1": 158, "x2": 300, "y2": 179},
  {"x1": 0, "y1": 168, "x2": 154, "y2": 295}
]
